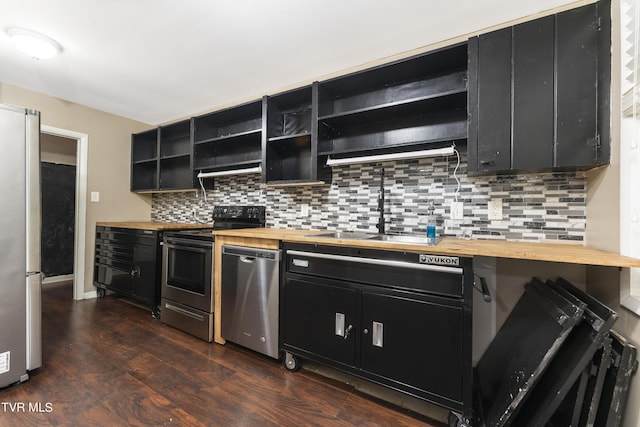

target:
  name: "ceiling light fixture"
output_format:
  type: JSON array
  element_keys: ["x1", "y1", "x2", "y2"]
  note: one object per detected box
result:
[{"x1": 7, "y1": 27, "x2": 62, "y2": 60}]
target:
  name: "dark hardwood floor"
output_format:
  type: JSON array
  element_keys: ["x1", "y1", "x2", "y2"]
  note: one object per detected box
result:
[{"x1": 0, "y1": 283, "x2": 445, "y2": 426}]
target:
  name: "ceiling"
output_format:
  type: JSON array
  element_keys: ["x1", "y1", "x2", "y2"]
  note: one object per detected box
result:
[{"x1": 1, "y1": 0, "x2": 579, "y2": 126}]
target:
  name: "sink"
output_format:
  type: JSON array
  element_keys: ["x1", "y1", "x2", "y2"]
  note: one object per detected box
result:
[
  {"x1": 310, "y1": 231, "x2": 377, "y2": 240},
  {"x1": 368, "y1": 234, "x2": 441, "y2": 245},
  {"x1": 308, "y1": 231, "x2": 441, "y2": 245}
]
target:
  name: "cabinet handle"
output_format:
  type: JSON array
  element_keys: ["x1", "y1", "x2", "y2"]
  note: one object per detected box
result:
[
  {"x1": 335, "y1": 313, "x2": 345, "y2": 337},
  {"x1": 480, "y1": 160, "x2": 495, "y2": 166},
  {"x1": 372, "y1": 321, "x2": 383, "y2": 348},
  {"x1": 130, "y1": 267, "x2": 140, "y2": 278}
]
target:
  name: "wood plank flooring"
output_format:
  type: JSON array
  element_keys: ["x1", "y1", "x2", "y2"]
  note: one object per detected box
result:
[{"x1": 0, "y1": 283, "x2": 445, "y2": 426}]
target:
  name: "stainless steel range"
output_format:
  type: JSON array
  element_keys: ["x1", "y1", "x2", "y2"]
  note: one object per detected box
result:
[{"x1": 160, "y1": 205, "x2": 265, "y2": 341}]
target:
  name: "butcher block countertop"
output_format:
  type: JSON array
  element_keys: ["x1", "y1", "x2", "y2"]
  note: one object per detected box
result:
[
  {"x1": 96, "y1": 221, "x2": 212, "y2": 231},
  {"x1": 213, "y1": 227, "x2": 640, "y2": 268}
]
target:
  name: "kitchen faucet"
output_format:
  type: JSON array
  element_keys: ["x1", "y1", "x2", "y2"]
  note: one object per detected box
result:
[{"x1": 377, "y1": 167, "x2": 385, "y2": 234}]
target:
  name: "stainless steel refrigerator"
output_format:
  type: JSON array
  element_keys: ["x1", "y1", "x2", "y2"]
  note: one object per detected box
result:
[{"x1": 0, "y1": 103, "x2": 42, "y2": 388}]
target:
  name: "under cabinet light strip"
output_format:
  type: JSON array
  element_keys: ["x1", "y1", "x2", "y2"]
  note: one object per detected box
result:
[
  {"x1": 326, "y1": 145, "x2": 455, "y2": 166},
  {"x1": 197, "y1": 165, "x2": 262, "y2": 178}
]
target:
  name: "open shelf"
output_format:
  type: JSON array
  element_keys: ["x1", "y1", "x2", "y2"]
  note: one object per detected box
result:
[
  {"x1": 317, "y1": 43, "x2": 468, "y2": 161},
  {"x1": 193, "y1": 99, "x2": 263, "y2": 174},
  {"x1": 318, "y1": 70, "x2": 467, "y2": 120},
  {"x1": 131, "y1": 129, "x2": 158, "y2": 163},
  {"x1": 319, "y1": 109, "x2": 468, "y2": 157},
  {"x1": 264, "y1": 85, "x2": 331, "y2": 184},
  {"x1": 193, "y1": 100, "x2": 263, "y2": 143},
  {"x1": 194, "y1": 135, "x2": 262, "y2": 171},
  {"x1": 160, "y1": 156, "x2": 193, "y2": 189},
  {"x1": 131, "y1": 160, "x2": 158, "y2": 191},
  {"x1": 160, "y1": 121, "x2": 191, "y2": 158}
]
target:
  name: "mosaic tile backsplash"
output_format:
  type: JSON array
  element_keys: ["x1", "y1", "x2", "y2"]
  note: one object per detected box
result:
[{"x1": 151, "y1": 154, "x2": 587, "y2": 242}]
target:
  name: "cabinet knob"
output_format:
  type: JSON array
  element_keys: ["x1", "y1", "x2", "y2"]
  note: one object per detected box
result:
[{"x1": 363, "y1": 328, "x2": 369, "y2": 334}]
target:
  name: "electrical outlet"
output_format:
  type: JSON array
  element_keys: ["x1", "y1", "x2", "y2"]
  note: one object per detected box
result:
[
  {"x1": 451, "y1": 201, "x2": 464, "y2": 220},
  {"x1": 90, "y1": 191, "x2": 99, "y2": 202},
  {"x1": 301, "y1": 203, "x2": 309, "y2": 216},
  {"x1": 488, "y1": 199, "x2": 503, "y2": 220}
]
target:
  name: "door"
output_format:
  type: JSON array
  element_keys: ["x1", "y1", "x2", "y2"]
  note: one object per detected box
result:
[
  {"x1": 131, "y1": 241, "x2": 157, "y2": 306},
  {"x1": 283, "y1": 278, "x2": 358, "y2": 367},
  {"x1": 512, "y1": 15, "x2": 554, "y2": 170},
  {"x1": 555, "y1": 2, "x2": 600, "y2": 168},
  {"x1": 360, "y1": 291, "x2": 464, "y2": 405},
  {"x1": 469, "y1": 28, "x2": 512, "y2": 173}
]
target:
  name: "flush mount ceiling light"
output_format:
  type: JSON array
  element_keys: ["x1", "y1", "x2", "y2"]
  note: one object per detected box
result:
[{"x1": 7, "y1": 27, "x2": 62, "y2": 59}]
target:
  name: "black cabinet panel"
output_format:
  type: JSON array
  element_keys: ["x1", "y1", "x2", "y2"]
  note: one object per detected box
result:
[
  {"x1": 512, "y1": 16, "x2": 554, "y2": 170},
  {"x1": 282, "y1": 243, "x2": 474, "y2": 419},
  {"x1": 555, "y1": 3, "x2": 599, "y2": 168},
  {"x1": 284, "y1": 278, "x2": 357, "y2": 366},
  {"x1": 468, "y1": 0, "x2": 610, "y2": 175},
  {"x1": 94, "y1": 226, "x2": 162, "y2": 315},
  {"x1": 131, "y1": 121, "x2": 194, "y2": 192},
  {"x1": 360, "y1": 291, "x2": 464, "y2": 403},
  {"x1": 472, "y1": 28, "x2": 512, "y2": 173}
]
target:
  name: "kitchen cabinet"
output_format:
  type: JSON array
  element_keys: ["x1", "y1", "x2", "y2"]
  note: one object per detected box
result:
[
  {"x1": 94, "y1": 226, "x2": 162, "y2": 316},
  {"x1": 193, "y1": 99, "x2": 263, "y2": 177},
  {"x1": 282, "y1": 243, "x2": 473, "y2": 422},
  {"x1": 317, "y1": 43, "x2": 468, "y2": 162},
  {"x1": 131, "y1": 120, "x2": 194, "y2": 192},
  {"x1": 263, "y1": 85, "x2": 331, "y2": 185},
  {"x1": 467, "y1": 0, "x2": 611, "y2": 174},
  {"x1": 158, "y1": 120, "x2": 193, "y2": 190},
  {"x1": 131, "y1": 128, "x2": 159, "y2": 191}
]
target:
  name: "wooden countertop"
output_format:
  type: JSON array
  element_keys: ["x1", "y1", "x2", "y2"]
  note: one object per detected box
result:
[
  {"x1": 213, "y1": 227, "x2": 640, "y2": 268},
  {"x1": 96, "y1": 221, "x2": 212, "y2": 231}
]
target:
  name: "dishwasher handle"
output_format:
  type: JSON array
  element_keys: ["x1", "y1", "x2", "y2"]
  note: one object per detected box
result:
[{"x1": 222, "y1": 244, "x2": 281, "y2": 261}]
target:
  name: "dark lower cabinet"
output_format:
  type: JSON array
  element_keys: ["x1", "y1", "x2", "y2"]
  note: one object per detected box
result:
[
  {"x1": 468, "y1": 0, "x2": 611, "y2": 174},
  {"x1": 282, "y1": 243, "x2": 473, "y2": 423},
  {"x1": 94, "y1": 226, "x2": 162, "y2": 316},
  {"x1": 284, "y1": 278, "x2": 357, "y2": 366},
  {"x1": 360, "y1": 291, "x2": 464, "y2": 404}
]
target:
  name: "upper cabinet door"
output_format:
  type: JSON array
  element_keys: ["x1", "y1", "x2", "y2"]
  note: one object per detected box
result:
[
  {"x1": 512, "y1": 16, "x2": 555, "y2": 170},
  {"x1": 467, "y1": 0, "x2": 610, "y2": 175},
  {"x1": 555, "y1": 2, "x2": 605, "y2": 169},
  {"x1": 468, "y1": 28, "x2": 512, "y2": 174}
]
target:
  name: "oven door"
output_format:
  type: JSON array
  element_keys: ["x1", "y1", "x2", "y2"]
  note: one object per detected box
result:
[{"x1": 161, "y1": 237, "x2": 213, "y2": 312}]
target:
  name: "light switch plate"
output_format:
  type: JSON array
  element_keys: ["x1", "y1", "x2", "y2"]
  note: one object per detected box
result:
[
  {"x1": 488, "y1": 199, "x2": 503, "y2": 220},
  {"x1": 451, "y1": 201, "x2": 464, "y2": 220},
  {"x1": 90, "y1": 191, "x2": 100, "y2": 202}
]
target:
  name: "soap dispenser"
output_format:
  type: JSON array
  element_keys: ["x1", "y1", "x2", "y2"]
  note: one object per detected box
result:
[{"x1": 425, "y1": 201, "x2": 437, "y2": 242}]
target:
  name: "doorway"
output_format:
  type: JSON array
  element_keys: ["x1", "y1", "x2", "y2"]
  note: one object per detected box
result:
[
  {"x1": 41, "y1": 134, "x2": 76, "y2": 282},
  {"x1": 41, "y1": 125, "x2": 88, "y2": 301}
]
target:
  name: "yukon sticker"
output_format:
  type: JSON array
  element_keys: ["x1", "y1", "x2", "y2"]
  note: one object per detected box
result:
[{"x1": 419, "y1": 254, "x2": 460, "y2": 266}]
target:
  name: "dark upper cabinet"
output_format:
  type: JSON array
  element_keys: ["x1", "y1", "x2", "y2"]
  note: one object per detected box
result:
[
  {"x1": 131, "y1": 120, "x2": 194, "y2": 192},
  {"x1": 317, "y1": 44, "x2": 468, "y2": 160},
  {"x1": 131, "y1": 128, "x2": 159, "y2": 191},
  {"x1": 467, "y1": 0, "x2": 611, "y2": 175},
  {"x1": 193, "y1": 99, "x2": 263, "y2": 176},
  {"x1": 159, "y1": 120, "x2": 193, "y2": 190},
  {"x1": 263, "y1": 85, "x2": 332, "y2": 185}
]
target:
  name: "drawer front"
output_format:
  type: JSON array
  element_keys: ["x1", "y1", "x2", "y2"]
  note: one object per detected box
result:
[
  {"x1": 286, "y1": 249, "x2": 464, "y2": 298},
  {"x1": 96, "y1": 226, "x2": 157, "y2": 246}
]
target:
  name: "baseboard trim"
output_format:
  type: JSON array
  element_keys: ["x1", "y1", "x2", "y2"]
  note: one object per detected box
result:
[{"x1": 42, "y1": 274, "x2": 74, "y2": 285}]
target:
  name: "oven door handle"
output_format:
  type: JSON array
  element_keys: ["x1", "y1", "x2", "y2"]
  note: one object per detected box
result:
[{"x1": 163, "y1": 240, "x2": 212, "y2": 251}]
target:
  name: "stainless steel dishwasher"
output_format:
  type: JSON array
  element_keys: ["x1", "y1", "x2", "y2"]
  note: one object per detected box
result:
[{"x1": 221, "y1": 245, "x2": 281, "y2": 359}]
